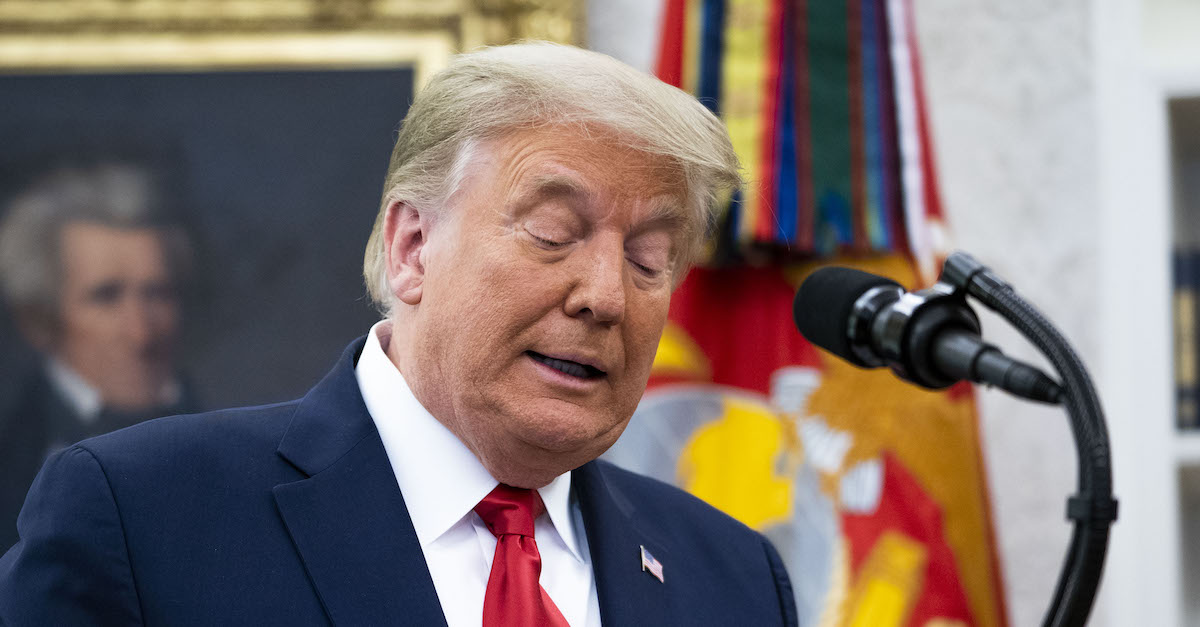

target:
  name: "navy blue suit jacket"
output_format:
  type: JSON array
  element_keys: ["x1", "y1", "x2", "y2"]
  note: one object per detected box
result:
[{"x1": 0, "y1": 339, "x2": 797, "y2": 626}]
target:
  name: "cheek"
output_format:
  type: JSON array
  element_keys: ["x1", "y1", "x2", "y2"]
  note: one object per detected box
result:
[
  {"x1": 57, "y1": 312, "x2": 114, "y2": 360},
  {"x1": 623, "y1": 293, "x2": 672, "y2": 374},
  {"x1": 465, "y1": 247, "x2": 567, "y2": 326},
  {"x1": 149, "y1": 304, "x2": 181, "y2": 335},
  {"x1": 430, "y1": 252, "x2": 557, "y2": 368},
  {"x1": 59, "y1": 301, "x2": 112, "y2": 338}
]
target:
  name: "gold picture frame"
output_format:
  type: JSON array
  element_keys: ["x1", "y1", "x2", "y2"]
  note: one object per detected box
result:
[{"x1": 0, "y1": 0, "x2": 582, "y2": 85}]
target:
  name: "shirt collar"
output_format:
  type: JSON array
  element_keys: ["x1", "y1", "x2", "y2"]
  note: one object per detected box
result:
[
  {"x1": 43, "y1": 357, "x2": 183, "y2": 424},
  {"x1": 355, "y1": 321, "x2": 584, "y2": 562},
  {"x1": 45, "y1": 357, "x2": 103, "y2": 423},
  {"x1": 538, "y1": 469, "x2": 582, "y2": 562}
]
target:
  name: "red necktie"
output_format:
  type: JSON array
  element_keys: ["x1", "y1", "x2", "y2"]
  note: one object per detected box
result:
[{"x1": 474, "y1": 484, "x2": 571, "y2": 627}]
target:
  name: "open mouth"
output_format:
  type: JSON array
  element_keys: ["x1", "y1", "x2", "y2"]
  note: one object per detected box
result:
[{"x1": 526, "y1": 351, "x2": 606, "y2": 379}]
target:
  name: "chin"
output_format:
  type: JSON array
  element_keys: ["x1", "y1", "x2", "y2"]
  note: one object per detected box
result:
[
  {"x1": 475, "y1": 409, "x2": 626, "y2": 484},
  {"x1": 485, "y1": 440, "x2": 605, "y2": 489},
  {"x1": 454, "y1": 389, "x2": 635, "y2": 484},
  {"x1": 510, "y1": 399, "x2": 629, "y2": 454}
]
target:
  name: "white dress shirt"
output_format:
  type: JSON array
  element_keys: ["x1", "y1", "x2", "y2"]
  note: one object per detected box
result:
[{"x1": 354, "y1": 321, "x2": 602, "y2": 626}]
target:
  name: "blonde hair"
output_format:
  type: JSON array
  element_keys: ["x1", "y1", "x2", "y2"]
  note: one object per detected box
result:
[{"x1": 363, "y1": 41, "x2": 740, "y2": 314}]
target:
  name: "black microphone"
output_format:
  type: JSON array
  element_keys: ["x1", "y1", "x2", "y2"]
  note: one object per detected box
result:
[{"x1": 793, "y1": 266, "x2": 1062, "y2": 404}]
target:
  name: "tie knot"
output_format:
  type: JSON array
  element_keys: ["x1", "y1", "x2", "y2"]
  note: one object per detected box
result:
[{"x1": 474, "y1": 484, "x2": 544, "y2": 538}]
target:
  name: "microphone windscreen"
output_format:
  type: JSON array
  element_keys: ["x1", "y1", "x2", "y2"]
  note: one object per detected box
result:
[{"x1": 793, "y1": 266, "x2": 901, "y2": 362}]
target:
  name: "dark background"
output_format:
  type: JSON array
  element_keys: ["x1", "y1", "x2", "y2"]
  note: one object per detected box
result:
[{"x1": 0, "y1": 67, "x2": 414, "y2": 409}]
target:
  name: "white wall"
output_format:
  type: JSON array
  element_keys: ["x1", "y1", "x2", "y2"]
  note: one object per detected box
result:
[
  {"x1": 588, "y1": 1, "x2": 1104, "y2": 625},
  {"x1": 585, "y1": 0, "x2": 664, "y2": 74}
]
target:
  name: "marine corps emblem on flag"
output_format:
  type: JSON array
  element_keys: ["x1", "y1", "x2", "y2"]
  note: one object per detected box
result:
[{"x1": 605, "y1": 257, "x2": 1006, "y2": 627}]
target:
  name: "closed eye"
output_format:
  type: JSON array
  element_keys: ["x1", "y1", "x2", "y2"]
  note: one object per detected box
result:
[
  {"x1": 529, "y1": 232, "x2": 569, "y2": 249},
  {"x1": 628, "y1": 258, "x2": 663, "y2": 277},
  {"x1": 87, "y1": 281, "x2": 125, "y2": 306}
]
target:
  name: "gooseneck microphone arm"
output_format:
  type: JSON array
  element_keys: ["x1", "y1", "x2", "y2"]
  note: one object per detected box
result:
[{"x1": 939, "y1": 252, "x2": 1117, "y2": 627}]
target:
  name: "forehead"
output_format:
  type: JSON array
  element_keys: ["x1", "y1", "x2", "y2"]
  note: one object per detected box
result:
[
  {"x1": 471, "y1": 126, "x2": 689, "y2": 223},
  {"x1": 59, "y1": 222, "x2": 170, "y2": 281}
]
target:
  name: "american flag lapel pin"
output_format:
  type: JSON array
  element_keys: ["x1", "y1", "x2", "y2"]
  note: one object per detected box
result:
[{"x1": 640, "y1": 545, "x2": 664, "y2": 583}]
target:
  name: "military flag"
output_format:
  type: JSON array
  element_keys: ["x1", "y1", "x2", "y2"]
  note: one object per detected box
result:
[{"x1": 605, "y1": 1, "x2": 1007, "y2": 625}]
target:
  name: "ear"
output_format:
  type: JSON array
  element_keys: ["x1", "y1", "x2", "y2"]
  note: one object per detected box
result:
[{"x1": 382, "y1": 200, "x2": 429, "y2": 306}]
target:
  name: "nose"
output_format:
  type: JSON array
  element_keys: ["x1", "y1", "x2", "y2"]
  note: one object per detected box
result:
[
  {"x1": 564, "y1": 238, "x2": 626, "y2": 325},
  {"x1": 120, "y1": 296, "x2": 156, "y2": 348},
  {"x1": 122, "y1": 287, "x2": 178, "y2": 351}
]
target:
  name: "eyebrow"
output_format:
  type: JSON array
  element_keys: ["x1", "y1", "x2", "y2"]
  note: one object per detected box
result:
[
  {"x1": 503, "y1": 173, "x2": 587, "y2": 217},
  {"x1": 523, "y1": 173, "x2": 588, "y2": 202},
  {"x1": 637, "y1": 196, "x2": 688, "y2": 232},
  {"x1": 512, "y1": 172, "x2": 688, "y2": 232}
]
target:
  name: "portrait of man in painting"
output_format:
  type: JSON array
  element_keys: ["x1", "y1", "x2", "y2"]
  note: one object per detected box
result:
[
  {"x1": 0, "y1": 159, "x2": 198, "y2": 549},
  {"x1": 0, "y1": 65, "x2": 421, "y2": 548}
]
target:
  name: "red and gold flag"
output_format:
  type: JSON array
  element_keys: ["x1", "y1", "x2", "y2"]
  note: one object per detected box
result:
[{"x1": 605, "y1": 1, "x2": 1007, "y2": 626}]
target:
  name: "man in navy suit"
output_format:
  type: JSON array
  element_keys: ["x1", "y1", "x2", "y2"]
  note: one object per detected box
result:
[{"x1": 0, "y1": 42, "x2": 797, "y2": 625}]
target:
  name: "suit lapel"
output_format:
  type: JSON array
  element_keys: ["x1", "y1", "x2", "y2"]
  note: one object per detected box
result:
[
  {"x1": 273, "y1": 338, "x2": 448, "y2": 627},
  {"x1": 574, "y1": 461, "x2": 671, "y2": 627}
]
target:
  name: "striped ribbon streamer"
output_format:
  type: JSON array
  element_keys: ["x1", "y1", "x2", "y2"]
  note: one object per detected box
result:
[{"x1": 657, "y1": 0, "x2": 945, "y2": 271}]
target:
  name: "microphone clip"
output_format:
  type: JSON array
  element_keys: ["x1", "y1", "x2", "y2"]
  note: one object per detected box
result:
[{"x1": 849, "y1": 280, "x2": 982, "y2": 390}]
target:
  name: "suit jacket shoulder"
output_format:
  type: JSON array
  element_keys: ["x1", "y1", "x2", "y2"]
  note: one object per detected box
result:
[
  {"x1": 78, "y1": 400, "x2": 301, "y2": 478},
  {"x1": 0, "y1": 362, "x2": 204, "y2": 552},
  {"x1": 0, "y1": 400, "x2": 341, "y2": 626}
]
